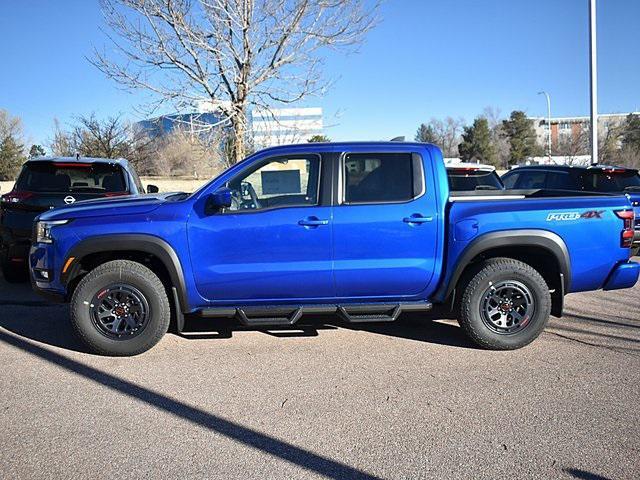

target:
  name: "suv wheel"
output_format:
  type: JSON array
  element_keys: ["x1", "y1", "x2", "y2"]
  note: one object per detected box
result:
[
  {"x1": 458, "y1": 257, "x2": 551, "y2": 350},
  {"x1": 70, "y1": 260, "x2": 170, "y2": 356}
]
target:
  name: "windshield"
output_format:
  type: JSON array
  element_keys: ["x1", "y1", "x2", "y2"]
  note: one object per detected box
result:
[
  {"x1": 580, "y1": 170, "x2": 640, "y2": 193},
  {"x1": 447, "y1": 169, "x2": 504, "y2": 191},
  {"x1": 16, "y1": 161, "x2": 127, "y2": 193}
]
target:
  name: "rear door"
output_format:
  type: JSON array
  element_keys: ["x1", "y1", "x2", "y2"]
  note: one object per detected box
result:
[{"x1": 331, "y1": 151, "x2": 438, "y2": 299}]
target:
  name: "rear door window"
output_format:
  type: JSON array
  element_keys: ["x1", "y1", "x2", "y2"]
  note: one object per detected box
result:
[
  {"x1": 514, "y1": 171, "x2": 546, "y2": 189},
  {"x1": 343, "y1": 153, "x2": 423, "y2": 203},
  {"x1": 16, "y1": 162, "x2": 127, "y2": 193}
]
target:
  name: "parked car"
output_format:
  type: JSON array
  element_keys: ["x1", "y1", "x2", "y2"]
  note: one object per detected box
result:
[
  {"x1": 446, "y1": 163, "x2": 504, "y2": 191},
  {"x1": 502, "y1": 164, "x2": 640, "y2": 255},
  {"x1": 0, "y1": 156, "x2": 157, "y2": 282},
  {"x1": 30, "y1": 143, "x2": 639, "y2": 356}
]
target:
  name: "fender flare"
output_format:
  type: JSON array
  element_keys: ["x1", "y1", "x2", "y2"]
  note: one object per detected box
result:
[
  {"x1": 433, "y1": 229, "x2": 571, "y2": 303},
  {"x1": 61, "y1": 234, "x2": 189, "y2": 311}
]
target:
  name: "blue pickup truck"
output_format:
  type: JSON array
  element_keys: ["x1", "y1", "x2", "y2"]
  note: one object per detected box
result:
[{"x1": 29, "y1": 142, "x2": 640, "y2": 356}]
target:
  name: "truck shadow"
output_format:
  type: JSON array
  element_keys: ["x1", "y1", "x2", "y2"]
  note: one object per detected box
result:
[{"x1": 181, "y1": 313, "x2": 477, "y2": 349}]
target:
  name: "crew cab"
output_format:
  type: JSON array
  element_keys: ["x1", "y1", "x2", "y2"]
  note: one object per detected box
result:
[
  {"x1": 29, "y1": 143, "x2": 639, "y2": 356},
  {"x1": 1, "y1": 157, "x2": 157, "y2": 282},
  {"x1": 446, "y1": 163, "x2": 504, "y2": 191},
  {"x1": 502, "y1": 164, "x2": 640, "y2": 255}
]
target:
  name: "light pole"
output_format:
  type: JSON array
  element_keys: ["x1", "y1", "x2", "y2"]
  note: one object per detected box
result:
[
  {"x1": 538, "y1": 91, "x2": 552, "y2": 161},
  {"x1": 589, "y1": 0, "x2": 598, "y2": 164}
]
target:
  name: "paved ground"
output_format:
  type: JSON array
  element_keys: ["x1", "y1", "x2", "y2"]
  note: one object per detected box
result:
[{"x1": 1, "y1": 265, "x2": 639, "y2": 480}]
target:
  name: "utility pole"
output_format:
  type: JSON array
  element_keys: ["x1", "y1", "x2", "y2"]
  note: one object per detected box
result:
[
  {"x1": 589, "y1": 0, "x2": 598, "y2": 165},
  {"x1": 538, "y1": 91, "x2": 552, "y2": 161}
]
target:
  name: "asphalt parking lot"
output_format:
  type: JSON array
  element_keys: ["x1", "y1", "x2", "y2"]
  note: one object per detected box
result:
[{"x1": 1, "y1": 265, "x2": 639, "y2": 480}]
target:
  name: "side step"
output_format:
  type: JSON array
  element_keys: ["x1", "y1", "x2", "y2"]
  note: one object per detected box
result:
[{"x1": 196, "y1": 302, "x2": 432, "y2": 327}]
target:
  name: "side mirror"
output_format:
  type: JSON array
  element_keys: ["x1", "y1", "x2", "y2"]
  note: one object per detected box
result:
[
  {"x1": 146, "y1": 184, "x2": 159, "y2": 194},
  {"x1": 206, "y1": 187, "x2": 232, "y2": 214}
]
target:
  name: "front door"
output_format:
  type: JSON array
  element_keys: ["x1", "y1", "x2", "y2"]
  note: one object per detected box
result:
[
  {"x1": 332, "y1": 152, "x2": 439, "y2": 299},
  {"x1": 188, "y1": 153, "x2": 334, "y2": 303}
]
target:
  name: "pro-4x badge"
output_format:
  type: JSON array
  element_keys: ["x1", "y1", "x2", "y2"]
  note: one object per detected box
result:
[{"x1": 547, "y1": 210, "x2": 605, "y2": 221}]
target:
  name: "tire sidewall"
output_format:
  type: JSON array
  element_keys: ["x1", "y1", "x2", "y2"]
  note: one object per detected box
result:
[
  {"x1": 71, "y1": 264, "x2": 169, "y2": 356},
  {"x1": 462, "y1": 261, "x2": 551, "y2": 349}
]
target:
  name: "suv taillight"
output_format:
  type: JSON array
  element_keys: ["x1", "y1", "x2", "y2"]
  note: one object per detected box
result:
[
  {"x1": 1, "y1": 190, "x2": 33, "y2": 204},
  {"x1": 615, "y1": 210, "x2": 635, "y2": 248}
]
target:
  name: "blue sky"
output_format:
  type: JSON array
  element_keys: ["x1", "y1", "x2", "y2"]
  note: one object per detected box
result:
[{"x1": 0, "y1": 0, "x2": 638, "y2": 146}]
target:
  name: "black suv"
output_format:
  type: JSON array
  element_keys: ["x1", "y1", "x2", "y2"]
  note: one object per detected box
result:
[
  {"x1": 502, "y1": 164, "x2": 640, "y2": 255},
  {"x1": 0, "y1": 157, "x2": 157, "y2": 282}
]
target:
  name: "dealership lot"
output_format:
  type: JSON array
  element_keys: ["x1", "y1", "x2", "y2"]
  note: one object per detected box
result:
[{"x1": 1, "y1": 267, "x2": 639, "y2": 479}]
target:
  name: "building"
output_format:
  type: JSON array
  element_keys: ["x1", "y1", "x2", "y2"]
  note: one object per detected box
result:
[
  {"x1": 251, "y1": 107, "x2": 324, "y2": 149},
  {"x1": 528, "y1": 112, "x2": 639, "y2": 155},
  {"x1": 136, "y1": 112, "x2": 226, "y2": 138}
]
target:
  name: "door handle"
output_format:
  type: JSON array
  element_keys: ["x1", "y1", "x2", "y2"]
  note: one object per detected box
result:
[
  {"x1": 298, "y1": 217, "x2": 329, "y2": 227},
  {"x1": 403, "y1": 214, "x2": 433, "y2": 224}
]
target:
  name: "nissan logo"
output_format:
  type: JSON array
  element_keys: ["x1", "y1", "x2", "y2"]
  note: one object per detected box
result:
[{"x1": 64, "y1": 196, "x2": 76, "y2": 205}]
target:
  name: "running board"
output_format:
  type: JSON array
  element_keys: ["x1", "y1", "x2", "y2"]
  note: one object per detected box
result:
[{"x1": 196, "y1": 302, "x2": 432, "y2": 327}]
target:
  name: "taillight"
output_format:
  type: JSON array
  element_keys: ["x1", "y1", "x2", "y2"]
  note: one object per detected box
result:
[
  {"x1": 1, "y1": 190, "x2": 33, "y2": 204},
  {"x1": 615, "y1": 210, "x2": 634, "y2": 248},
  {"x1": 104, "y1": 192, "x2": 128, "y2": 197}
]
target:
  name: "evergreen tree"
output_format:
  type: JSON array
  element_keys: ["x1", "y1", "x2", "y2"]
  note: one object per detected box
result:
[
  {"x1": 307, "y1": 134, "x2": 331, "y2": 143},
  {"x1": 29, "y1": 144, "x2": 46, "y2": 158},
  {"x1": 621, "y1": 114, "x2": 640, "y2": 154},
  {"x1": 415, "y1": 123, "x2": 438, "y2": 143},
  {"x1": 501, "y1": 110, "x2": 543, "y2": 164},
  {"x1": 0, "y1": 110, "x2": 25, "y2": 180},
  {"x1": 458, "y1": 117, "x2": 496, "y2": 164}
]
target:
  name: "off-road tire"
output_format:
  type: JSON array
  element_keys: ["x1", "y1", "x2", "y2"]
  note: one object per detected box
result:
[
  {"x1": 458, "y1": 257, "x2": 551, "y2": 350},
  {"x1": 70, "y1": 260, "x2": 170, "y2": 356}
]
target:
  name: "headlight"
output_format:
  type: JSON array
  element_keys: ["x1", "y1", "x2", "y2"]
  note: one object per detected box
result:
[{"x1": 36, "y1": 220, "x2": 69, "y2": 244}]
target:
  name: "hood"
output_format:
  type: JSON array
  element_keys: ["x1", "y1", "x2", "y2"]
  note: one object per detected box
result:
[{"x1": 37, "y1": 193, "x2": 178, "y2": 221}]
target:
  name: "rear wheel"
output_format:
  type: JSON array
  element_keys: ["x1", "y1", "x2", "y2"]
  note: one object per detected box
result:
[
  {"x1": 70, "y1": 260, "x2": 170, "y2": 356},
  {"x1": 458, "y1": 258, "x2": 551, "y2": 350}
]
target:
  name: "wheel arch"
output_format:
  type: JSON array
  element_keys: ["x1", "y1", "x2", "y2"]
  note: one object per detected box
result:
[
  {"x1": 435, "y1": 230, "x2": 570, "y2": 317},
  {"x1": 62, "y1": 234, "x2": 189, "y2": 312}
]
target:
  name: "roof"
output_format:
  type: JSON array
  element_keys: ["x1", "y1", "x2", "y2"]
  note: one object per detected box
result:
[
  {"x1": 508, "y1": 164, "x2": 638, "y2": 173},
  {"x1": 446, "y1": 162, "x2": 496, "y2": 171},
  {"x1": 26, "y1": 156, "x2": 129, "y2": 166}
]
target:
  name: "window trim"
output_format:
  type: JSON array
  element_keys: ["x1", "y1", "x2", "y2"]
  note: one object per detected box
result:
[
  {"x1": 217, "y1": 153, "x2": 323, "y2": 215},
  {"x1": 338, "y1": 152, "x2": 426, "y2": 206}
]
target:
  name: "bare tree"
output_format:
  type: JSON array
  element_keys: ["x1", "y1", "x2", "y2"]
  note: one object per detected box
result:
[
  {"x1": 70, "y1": 114, "x2": 133, "y2": 158},
  {"x1": 554, "y1": 126, "x2": 589, "y2": 164},
  {"x1": 482, "y1": 106, "x2": 509, "y2": 168},
  {"x1": 49, "y1": 118, "x2": 75, "y2": 157},
  {"x1": 92, "y1": 0, "x2": 379, "y2": 164},
  {"x1": 419, "y1": 117, "x2": 464, "y2": 157}
]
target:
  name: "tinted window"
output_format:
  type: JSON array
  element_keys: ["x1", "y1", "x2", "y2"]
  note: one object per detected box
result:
[
  {"x1": 546, "y1": 172, "x2": 577, "y2": 190},
  {"x1": 579, "y1": 171, "x2": 640, "y2": 192},
  {"x1": 502, "y1": 172, "x2": 519, "y2": 189},
  {"x1": 515, "y1": 171, "x2": 546, "y2": 189},
  {"x1": 16, "y1": 162, "x2": 127, "y2": 193},
  {"x1": 344, "y1": 153, "x2": 420, "y2": 203},
  {"x1": 447, "y1": 169, "x2": 503, "y2": 191},
  {"x1": 226, "y1": 155, "x2": 320, "y2": 211}
]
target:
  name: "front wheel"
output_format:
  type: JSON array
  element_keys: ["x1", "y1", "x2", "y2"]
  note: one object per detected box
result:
[
  {"x1": 458, "y1": 258, "x2": 551, "y2": 350},
  {"x1": 70, "y1": 260, "x2": 170, "y2": 356}
]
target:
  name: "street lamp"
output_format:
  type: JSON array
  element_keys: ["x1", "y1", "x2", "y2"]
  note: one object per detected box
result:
[
  {"x1": 538, "y1": 91, "x2": 552, "y2": 160},
  {"x1": 589, "y1": 0, "x2": 598, "y2": 165}
]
